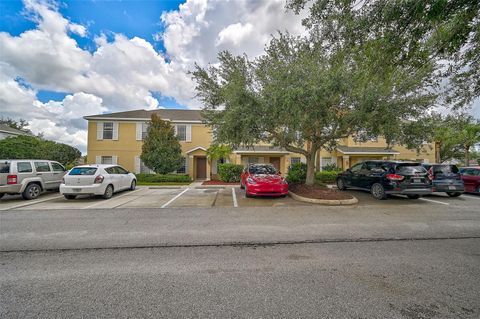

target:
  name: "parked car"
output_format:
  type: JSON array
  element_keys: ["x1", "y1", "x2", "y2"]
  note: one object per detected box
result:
[
  {"x1": 60, "y1": 164, "x2": 136, "y2": 199},
  {"x1": 336, "y1": 161, "x2": 432, "y2": 200},
  {"x1": 0, "y1": 159, "x2": 67, "y2": 200},
  {"x1": 240, "y1": 164, "x2": 288, "y2": 198},
  {"x1": 459, "y1": 166, "x2": 480, "y2": 194},
  {"x1": 422, "y1": 164, "x2": 464, "y2": 197}
]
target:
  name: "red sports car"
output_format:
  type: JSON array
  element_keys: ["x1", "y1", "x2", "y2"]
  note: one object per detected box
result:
[
  {"x1": 240, "y1": 164, "x2": 288, "y2": 197},
  {"x1": 460, "y1": 166, "x2": 480, "y2": 194}
]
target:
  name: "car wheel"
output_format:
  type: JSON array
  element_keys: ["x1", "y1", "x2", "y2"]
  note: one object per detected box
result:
[
  {"x1": 22, "y1": 183, "x2": 41, "y2": 200},
  {"x1": 0, "y1": 193, "x2": 4, "y2": 199},
  {"x1": 64, "y1": 195, "x2": 77, "y2": 200},
  {"x1": 407, "y1": 195, "x2": 420, "y2": 199},
  {"x1": 336, "y1": 178, "x2": 347, "y2": 190},
  {"x1": 446, "y1": 192, "x2": 461, "y2": 197},
  {"x1": 371, "y1": 183, "x2": 387, "y2": 200},
  {"x1": 240, "y1": 181, "x2": 245, "y2": 189},
  {"x1": 102, "y1": 184, "x2": 114, "y2": 199},
  {"x1": 476, "y1": 186, "x2": 480, "y2": 194},
  {"x1": 130, "y1": 180, "x2": 136, "y2": 191},
  {"x1": 245, "y1": 187, "x2": 252, "y2": 198}
]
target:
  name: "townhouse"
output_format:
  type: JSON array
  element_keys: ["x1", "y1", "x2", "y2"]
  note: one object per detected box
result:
[{"x1": 84, "y1": 109, "x2": 436, "y2": 179}]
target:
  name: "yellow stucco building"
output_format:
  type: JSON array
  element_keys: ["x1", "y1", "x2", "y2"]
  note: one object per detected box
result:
[{"x1": 84, "y1": 109, "x2": 436, "y2": 179}]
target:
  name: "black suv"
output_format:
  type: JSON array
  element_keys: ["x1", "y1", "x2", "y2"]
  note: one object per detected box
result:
[{"x1": 336, "y1": 161, "x2": 433, "y2": 200}]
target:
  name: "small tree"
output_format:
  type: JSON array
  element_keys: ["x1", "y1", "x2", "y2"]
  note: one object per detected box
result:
[
  {"x1": 141, "y1": 113, "x2": 184, "y2": 174},
  {"x1": 206, "y1": 144, "x2": 232, "y2": 161}
]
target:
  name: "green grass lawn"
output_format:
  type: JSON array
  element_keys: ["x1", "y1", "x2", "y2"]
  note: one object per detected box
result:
[{"x1": 137, "y1": 182, "x2": 191, "y2": 186}]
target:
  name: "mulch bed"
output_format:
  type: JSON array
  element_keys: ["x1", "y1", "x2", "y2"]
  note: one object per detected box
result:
[
  {"x1": 289, "y1": 184, "x2": 353, "y2": 200},
  {"x1": 202, "y1": 180, "x2": 239, "y2": 186}
]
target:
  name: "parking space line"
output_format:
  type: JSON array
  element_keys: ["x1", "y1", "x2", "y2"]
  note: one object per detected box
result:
[
  {"x1": 0, "y1": 195, "x2": 63, "y2": 211},
  {"x1": 462, "y1": 195, "x2": 480, "y2": 200},
  {"x1": 161, "y1": 188, "x2": 189, "y2": 208},
  {"x1": 419, "y1": 198, "x2": 449, "y2": 205},
  {"x1": 82, "y1": 188, "x2": 144, "y2": 209},
  {"x1": 232, "y1": 187, "x2": 238, "y2": 207}
]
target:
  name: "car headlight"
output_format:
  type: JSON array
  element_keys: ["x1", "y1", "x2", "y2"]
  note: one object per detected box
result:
[
  {"x1": 281, "y1": 178, "x2": 288, "y2": 185},
  {"x1": 246, "y1": 177, "x2": 256, "y2": 185}
]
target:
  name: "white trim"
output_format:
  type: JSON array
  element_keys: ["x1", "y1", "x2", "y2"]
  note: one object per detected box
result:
[
  {"x1": 112, "y1": 122, "x2": 119, "y2": 140},
  {"x1": 186, "y1": 146, "x2": 207, "y2": 154},
  {"x1": 233, "y1": 150, "x2": 289, "y2": 154},
  {"x1": 84, "y1": 116, "x2": 203, "y2": 123},
  {"x1": 337, "y1": 150, "x2": 400, "y2": 155},
  {"x1": 96, "y1": 122, "x2": 103, "y2": 140},
  {"x1": 136, "y1": 123, "x2": 142, "y2": 141}
]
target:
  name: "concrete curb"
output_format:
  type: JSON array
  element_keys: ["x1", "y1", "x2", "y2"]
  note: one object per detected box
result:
[
  {"x1": 148, "y1": 186, "x2": 184, "y2": 189},
  {"x1": 289, "y1": 191, "x2": 358, "y2": 206},
  {"x1": 195, "y1": 186, "x2": 226, "y2": 189}
]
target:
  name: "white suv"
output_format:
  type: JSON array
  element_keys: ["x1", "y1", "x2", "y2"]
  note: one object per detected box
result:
[
  {"x1": 0, "y1": 160, "x2": 67, "y2": 200},
  {"x1": 60, "y1": 164, "x2": 137, "y2": 199}
]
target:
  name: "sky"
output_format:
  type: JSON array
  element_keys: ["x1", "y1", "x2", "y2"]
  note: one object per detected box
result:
[{"x1": 0, "y1": 0, "x2": 478, "y2": 154}]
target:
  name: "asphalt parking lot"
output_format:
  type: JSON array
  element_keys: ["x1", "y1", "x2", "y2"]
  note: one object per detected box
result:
[{"x1": 0, "y1": 185, "x2": 479, "y2": 211}]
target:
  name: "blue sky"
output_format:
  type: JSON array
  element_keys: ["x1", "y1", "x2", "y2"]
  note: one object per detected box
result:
[{"x1": 1, "y1": 0, "x2": 185, "y2": 107}]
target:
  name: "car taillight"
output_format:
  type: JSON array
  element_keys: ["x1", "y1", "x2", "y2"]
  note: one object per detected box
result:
[
  {"x1": 427, "y1": 167, "x2": 434, "y2": 180},
  {"x1": 94, "y1": 175, "x2": 104, "y2": 184},
  {"x1": 61, "y1": 177, "x2": 65, "y2": 184},
  {"x1": 386, "y1": 174, "x2": 404, "y2": 181},
  {"x1": 7, "y1": 175, "x2": 17, "y2": 184}
]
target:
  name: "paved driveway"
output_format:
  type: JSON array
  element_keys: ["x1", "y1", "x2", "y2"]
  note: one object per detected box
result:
[{"x1": 1, "y1": 185, "x2": 479, "y2": 211}]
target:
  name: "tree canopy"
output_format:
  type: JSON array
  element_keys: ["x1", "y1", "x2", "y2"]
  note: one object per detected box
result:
[
  {"x1": 140, "y1": 113, "x2": 184, "y2": 175},
  {"x1": 0, "y1": 135, "x2": 81, "y2": 165}
]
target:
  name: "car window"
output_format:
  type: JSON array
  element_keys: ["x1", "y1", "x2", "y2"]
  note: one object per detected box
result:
[
  {"x1": 433, "y1": 165, "x2": 459, "y2": 174},
  {"x1": 116, "y1": 166, "x2": 128, "y2": 174},
  {"x1": 366, "y1": 162, "x2": 386, "y2": 171},
  {"x1": 104, "y1": 167, "x2": 115, "y2": 174},
  {"x1": 249, "y1": 165, "x2": 276, "y2": 175},
  {"x1": 51, "y1": 162, "x2": 65, "y2": 172},
  {"x1": 395, "y1": 164, "x2": 427, "y2": 174},
  {"x1": 34, "y1": 161, "x2": 51, "y2": 172},
  {"x1": 69, "y1": 167, "x2": 97, "y2": 175},
  {"x1": 0, "y1": 162, "x2": 11, "y2": 173},
  {"x1": 17, "y1": 162, "x2": 32, "y2": 173},
  {"x1": 350, "y1": 163, "x2": 364, "y2": 172}
]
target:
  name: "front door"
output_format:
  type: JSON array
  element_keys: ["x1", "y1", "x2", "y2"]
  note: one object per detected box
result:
[
  {"x1": 269, "y1": 157, "x2": 281, "y2": 172},
  {"x1": 196, "y1": 157, "x2": 207, "y2": 179}
]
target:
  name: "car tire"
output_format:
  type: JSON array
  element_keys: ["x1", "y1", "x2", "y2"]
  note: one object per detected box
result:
[
  {"x1": 245, "y1": 187, "x2": 252, "y2": 198},
  {"x1": 446, "y1": 192, "x2": 461, "y2": 197},
  {"x1": 476, "y1": 186, "x2": 480, "y2": 194},
  {"x1": 371, "y1": 183, "x2": 387, "y2": 200},
  {"x1": 336, "y1": 178, "x2": 347, "y2": 191},
  {"x1": 64, "y1": 195, "x2": 77, "y2": 200},
  {"x1": 22, "y1": 183, "x2": 41, "y2": 200},
  {"x1": 102, "y1": 184, "x2": 114, "y2": 199},
  {"x1": 130, "y1": 180, "x2": 136, "y2": 191},
  {"x1": 240, "y1": 181, "x2": 245, "y2": 189},
  {"x1": 407, "y1": 195, "x2": 420, "y2": 199},
  {"x1": 0, "y1": 193, "x2": 4, "y2": 199}
]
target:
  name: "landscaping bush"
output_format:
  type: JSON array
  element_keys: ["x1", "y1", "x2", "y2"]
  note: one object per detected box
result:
[
  {"x1": 218, "y1": 163, "x2": 243, "y2": 182},
  {"x1": 286, "y1": 162, "x2": 307, "y2": 184},
  {"x1": 321, "y1": 163, "x2": 342, "y2": 172},
  {"x1": 135, "y1": 173, "x2": 192, "y2": 183},
  {"x1": 315, "y1": 171, "x2": 339, "y2": 184}
]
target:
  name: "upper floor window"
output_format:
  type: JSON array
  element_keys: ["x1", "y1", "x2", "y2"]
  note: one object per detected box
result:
[
  {"x1": 103, "y1": 122, "x2": 114, "y2": 139},
  {"x1": 101, "y1": 156, "x2": 113, "y2": 164},
  {"x1": 176, "y1": 125, "x2": 187, "y2": 141},
  {"x1": 290, "y1": 157, "x2": 301, "y2": 164},
  {"x1": 142, "y1": 123, "x2": 149, "y2": 140}
]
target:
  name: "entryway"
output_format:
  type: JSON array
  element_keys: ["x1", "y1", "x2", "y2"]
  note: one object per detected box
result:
[
  {"x1": 269, "y1": 157, "x2": 280, "y2": 171},
  {"x1": 195, "y1": 157, "x2": 207, "y2": 180}
]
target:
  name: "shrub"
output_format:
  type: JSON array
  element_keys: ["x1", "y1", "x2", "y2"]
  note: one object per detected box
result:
[
  {"x1": 218, "y1": 163, "x2": 243, "y2": 182},
  {"x1": 322, "y1": 163, "x2": 342, "y2": 172},
  {"x1": 315, "y1": 171, "x2": 339, "y2": 184},
  {"x1": 135, "y1": 173, "x2": 192, "y2": 183},
  {"x1": 286, "y1": 162, "x2": 307, "y2": 184}
]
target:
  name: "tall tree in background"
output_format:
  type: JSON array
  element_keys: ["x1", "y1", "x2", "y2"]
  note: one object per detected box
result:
[
  {"x1": 193, "y1": 31, "x2": 435, "y2": 185},
  {"x1": 141, "y1": 114, "x2": 184, "y2": 174}
]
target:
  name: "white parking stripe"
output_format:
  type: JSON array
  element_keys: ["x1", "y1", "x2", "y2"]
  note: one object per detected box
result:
[
  {"x1": 419, "y1": 197, "x2": 449, "y2": 205},
  {"x1": 232, "y1": 187, "x2": 238, "y2": 207},
  {"x1": 82, "y1": 188, "x2": 143, "y2": 209},
  {"x1": 0, "y1": 195, "x2": 63, "y2": 211},
  {"x1": 161, "y1": 188, "x2": 189, "y2": 208},
  {"x1": 462, "y1": 195, "x2": 480, "y2": 200}
]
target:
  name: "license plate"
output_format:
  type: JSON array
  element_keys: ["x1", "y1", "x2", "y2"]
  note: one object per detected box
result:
[
  {"x1": 73, "y1": 188, "x2": 82, "y2": 192},
  {"x1": 448, "y1": 186, "x2": 456, "y2": 190},
  {"x1": 413, "y1": 179, "x2": 421, "y2": 183}
]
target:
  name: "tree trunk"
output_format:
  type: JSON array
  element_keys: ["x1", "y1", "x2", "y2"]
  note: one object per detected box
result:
[
  {"x1": 465, "y1": 145, "x2": 470, "y2": 166},
  {"x1": 435, "y1": 142, "x2": 441, "y2": 163},
  {"x1": 305, "y1": 152, "x2": 316, "y2": 186}
]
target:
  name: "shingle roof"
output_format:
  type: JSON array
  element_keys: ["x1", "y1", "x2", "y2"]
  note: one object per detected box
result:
[
  {"x1": 83, "y1": 109, "x2": 203, "y2": 122},
  {"x1": 0, "y1": 124, "x2": 29, "y2": 136},
  {"x1": 337, "y1": 146, "x2": 399, "y2": 154}
]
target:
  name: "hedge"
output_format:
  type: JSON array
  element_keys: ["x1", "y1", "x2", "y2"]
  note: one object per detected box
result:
[
  {"x1": 135, "y1": 173, "x2": 192, "y2": 183},
  {"x1": 218, "y1": 163, "x2": 243, "y2": 182},
  {"x1": 286, "y1": 162, "x2": 307, "y2": 184},
  {"x1": 315, "y1": 171, "x2": 339, "y2": 184}
]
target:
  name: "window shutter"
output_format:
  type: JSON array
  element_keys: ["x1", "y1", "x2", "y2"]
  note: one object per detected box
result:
[
  {"x1": 112, "y1": 122, "x2": 119, "y2": 140},
  {"x1": 136, "y1": 123, "x2": 142, "y2": 141},
  {"x1": 112, "y1": 156, "x2": 118, "y2": 164},
  {"x1": 186, "y1": 125, "x2": 192, "y2": 142},
  {"x1": 134, "y1": 156, "x2": 141, "y2": 173},
  {"x1": 173, "y1": 125, "x2": 177, "y2": 135},
  {"x1": 96, "y1": 122, "x2": 103, "y2": 140},
  {"x1": 95, "y1": 156, "x2": 101, "y2": 164}
]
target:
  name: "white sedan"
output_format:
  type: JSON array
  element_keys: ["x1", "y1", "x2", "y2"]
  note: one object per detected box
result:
[{"x1": 60, "y1": 164, "x2": 137, "y2": 199}]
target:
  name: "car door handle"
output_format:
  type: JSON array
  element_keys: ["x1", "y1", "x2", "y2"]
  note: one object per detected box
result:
[{"x1": 36, "y1": 173, "x2": 42, "y2": 175}]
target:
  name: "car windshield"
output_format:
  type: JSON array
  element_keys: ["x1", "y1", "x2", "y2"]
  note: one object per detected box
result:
[
  {"x1": 433, "y1": 165, "x2": 459, "y2": 174},
  {"x1": 69, "y1": 167, "x2": 97, "y2": 175},
  {"x1": 395, "y1": 163, "x2": 427, "y2": 174},
  {"x1": 0, "y1": 162, "x2": 10, "y2": 173},
  {"x1": 249, "y1": 165, "x2": 277, "y2": 175}
]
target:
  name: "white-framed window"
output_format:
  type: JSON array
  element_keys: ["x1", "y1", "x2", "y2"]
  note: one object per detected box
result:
[
  {"x1": 176, "y1": 158, "x2": 188, "y2": 174},
  {"x1": 140, "y1": 160, "x2": 154, "y2": 174},
  {"x1": 176, "y1": 125, "x2": 187, "y2": 141},
  {"x1": 141, "y1": 123, "x2": 149, "y2": 140},
  {"x1": 248, "y1": 157, "x2": 259, "y2": 164},
  {"x1": 103, "y1": 122, "x2": 114, "y2": 139},
  {"x1": 290, "y1": 157, "x2": 301, "y2": 164},
  {"x1": 101, "y1": 156, "x2": 113, "y2": 164}
]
